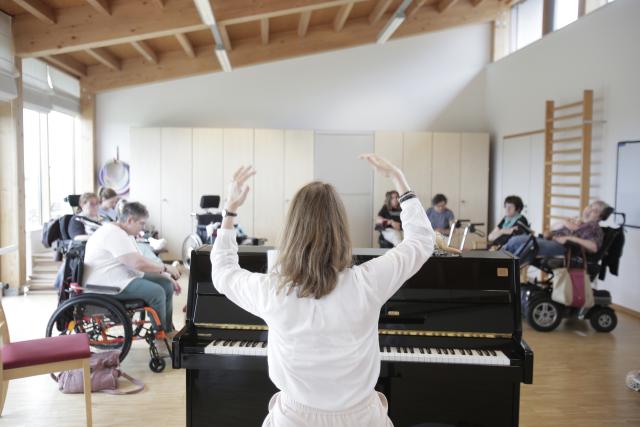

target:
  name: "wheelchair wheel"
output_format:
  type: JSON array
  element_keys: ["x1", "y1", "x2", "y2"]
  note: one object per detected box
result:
[
  {"x1": 589, "y1": 307, "x2": 618, "y2": 332},
  {"x1": 527, "y1": 295, "x2": 562, "y2": 332},
  {"x1": 149, "y1": 357, "x2": 166, "y2": 373},
  {"x1": 46, "y1": 294, "x2": 133, "y2": 361},
  {"x1": 182, "y1": 233, "x2": 203, "y2": 270}
]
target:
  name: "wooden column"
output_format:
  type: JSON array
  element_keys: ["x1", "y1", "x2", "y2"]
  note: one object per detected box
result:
[
  {"x1": 76, "y1": 87, "x2": 96, "y2": 193},
  {"x1": 580, "y1": 90, "x2": 593, "y2": 212},
  {"x1": 0, "y1": 58, "x2": 26, "y2": 295},
  {"x1": 491, "y1": 8, "x2": 511, "y2": 62},
  {"x1": 542, "y1": 0, "x2": 555, "y2": 35},
  {"x1": 542, "y1": 99, "x2": 554, "y2": 233}
]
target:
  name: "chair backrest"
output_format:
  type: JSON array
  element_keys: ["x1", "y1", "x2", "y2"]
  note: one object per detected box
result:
[
  {"x1": 200, "y1": 195, "x2": 220, "y2": 209},
  {"x1": 0, "y1": 301, "x2": 10, "y2": 345},
  {"x1": 58, "y1": 214, "x2": 74, "y2": 240}
]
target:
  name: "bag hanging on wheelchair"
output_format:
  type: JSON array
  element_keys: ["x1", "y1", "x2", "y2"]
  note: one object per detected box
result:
[{"x1": 551, "y1": 248, "x2": 595, "y2": 308}]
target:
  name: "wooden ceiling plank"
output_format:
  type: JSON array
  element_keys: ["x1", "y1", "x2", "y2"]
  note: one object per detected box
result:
[
  {"x1": 406, "y1": 0, "x2": 427, "y2": 18},
  {"x1": 260, "y1": 18, "x2": 269, "y2": 45},
  {"x1": 12, "y1": 0, "x2": 56, "y2": 24},
  {"x1": 130, "y1": 40, "x2": 158, "y2": 64},
  {"x1": 153, "y1": 0, "x2": 164, "y2": 7},
  {"x1": 368, "y1": 0, "x2": 392, "y2": 24},
  {"x1": 86, "y1": 47, "x2": 120, "y2": 70},
  {"x1": 175, "y1": 33, "x2": 196, "y2": 58},
  {"x1": 85, "y1": 0, "x2": 110, "y2": 15},
  {"x1": 437, "y1": 0, "x2": 459, "y2": 13},
  {"x1": 298, "y1": 10, "x2": 312, "y2": 37},
  {"x1": 83, "y1": 1, "x2": 505, "y2": 92},
  {"x1": 333, "y1": 2, "x2": 354, "y2": 32},
  {"x1": 45, "y1": 54, "x2": 86, "y2": 77},
  {"x1": 470, "y1": 0, "x2": 486, "y2": 6}
]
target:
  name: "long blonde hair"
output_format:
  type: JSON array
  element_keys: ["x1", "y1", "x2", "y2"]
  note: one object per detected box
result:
[{"x1": 276, "y1": 182, "x2": 352, "y2": 299}]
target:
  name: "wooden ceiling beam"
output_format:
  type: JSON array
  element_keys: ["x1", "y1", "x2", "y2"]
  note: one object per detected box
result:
[
  {"x1": 175, "y1": 33, "x2": 196, "y2": 58},
  {"x1": 85, "y1": 0, "x2": 110, "y2": 15},
  {"x1": 334, "y1": 2, "x2": 354, "y2": 32},
  {"x1": 131, "y1": 40, "x2": 158, "y2": 64},
  {"x1": 298, "y1": 10, "x2": 312, "y2": 37},
  {"x1": 368, "y1": 0, "x2": 392, "y2": 25},
  {"x1": 437, "y1": 0, "x2": 460, "y2": 13},
  {"x1": 470, "y1": 0, "x2": 486, "y2": 6},
  {"x1": 82, "y1": 1, "x2": 505, "y2": 92},
  {"x1": 12, "y1": 0, "x2": 56, "y2": 24},
  {"x1": 44, "y1": 54, "x2": 86, "y2": 77},
  {"x1": 153, "y1": 0, "x2": 165, "y2": 7},
  {"x1": 406, "y1": 0, "x2": 427, "y2": 19},
  {"x1": 260, "y1": 18, "x2": 269, "y2": 45},
  {"x1": 86, "y1": 47, "x2": 120, "y2": 70}
]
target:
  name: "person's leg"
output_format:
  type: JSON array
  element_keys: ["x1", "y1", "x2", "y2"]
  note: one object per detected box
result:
[
  {"x1": 535, "y1": 239, "x2": 566, "y2": 257},
  {"x1": 504, "y1": 234, "x2": 530, "y2": 255},
  {"x1": 114, "y1": 278, "x2": 167, "y2": 331},
  {"x1": 142, "y1": 274, "x2": 175, "y2": 332}
]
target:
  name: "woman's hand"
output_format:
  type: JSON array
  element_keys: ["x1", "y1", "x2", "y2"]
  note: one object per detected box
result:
[
  {"x1": 360, "y1": 154, "x2": 410, "y2": 194},
  {"x1": 553, "y1": 235, "x2": 569, "y2": 245},
  {"x1": 170, "y1": 277, "x2": 182, "y2": 296},
  {"x1": 226, "y1": 166, "x2": 256, "y2": 211}
]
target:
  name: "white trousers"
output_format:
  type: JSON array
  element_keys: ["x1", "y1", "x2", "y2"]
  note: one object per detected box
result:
[{"x1": 262, "y1": 391, "x2": 394, "y2": 427}]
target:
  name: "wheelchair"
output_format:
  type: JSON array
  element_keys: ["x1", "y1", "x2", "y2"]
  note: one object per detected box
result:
[
  {"x1": 518, "y1": 211, "x2": 625, "y2": 333},
  {"x1": 46, "y1": 239, "x2": 172, "y2": 373}
]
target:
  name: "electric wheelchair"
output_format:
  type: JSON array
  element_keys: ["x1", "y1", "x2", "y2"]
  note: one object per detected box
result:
[
  {"x1": 518, "y1": 209, "x2": 625, "y2": 333},
  {"x1": 45, "y1": 195, "x2": 172, "y2": 372}
]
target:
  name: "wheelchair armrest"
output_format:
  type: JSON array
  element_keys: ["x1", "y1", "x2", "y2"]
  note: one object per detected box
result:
[
  {"x1": 84, "y1": 284, "x2": 121, "y2": 295},
  {"x1": 73, "y1": 234, "x2": 90, "y2": 242}
]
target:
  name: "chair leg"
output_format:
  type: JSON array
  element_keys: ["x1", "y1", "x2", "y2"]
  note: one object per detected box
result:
[
  {"x1": 82, "y1": 359, "x2": 92, "y2": 427},
  {"x1": 0, "y1": 380, "x2": 8, "y2": 416}
]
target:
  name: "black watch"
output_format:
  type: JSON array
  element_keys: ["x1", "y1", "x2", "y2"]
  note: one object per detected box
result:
[{"x1": 222, "y1": 209, "x2": 238, "y2": 217}]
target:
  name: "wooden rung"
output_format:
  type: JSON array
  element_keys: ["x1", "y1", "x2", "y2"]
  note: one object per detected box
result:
[
  {"x1": 551, "y1": 183, "x2": 580, "y2": 187},
  {"x1": 551, "y1": 193, "x2": 580, "y2": 199},
  {"x1": 553, "y1": 101, "x2": 582, "y2": 111},
  {"x1": 548, "y1": 112, "x2": 583, "y2": 122},
  {"x1": 548, "y1": 204, "x2": 581, "y2": 210},
  {"x1": 549, "y1": 215, "x2": 570, "y2": 220},
  {"x1": 552, "y1": 124, "x2": 583, "y2": 132},
  {"x1": 552, "y1": 136, "x2": 583, "y2": 144},
  {"x1": 545, "y1": 160, "x2": 581, "y2": 165},
  {"x1": 547, "y1": 172, "x2": 581, "y2": 176},
  {"x1": 552, "y1": 148, "x2": 582, "y2": 154}
]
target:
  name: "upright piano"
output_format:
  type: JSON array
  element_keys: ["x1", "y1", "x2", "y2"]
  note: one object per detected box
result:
[{"x1": 173, "y1": 246, "x2": 533, "y2": 427}]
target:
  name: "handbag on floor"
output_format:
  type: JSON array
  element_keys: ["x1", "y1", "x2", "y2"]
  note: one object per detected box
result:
[
  {"x1": 551, "y1": 249, "x2": 594, "y2": 308},
  {"x1": 57, "y1": 350, "x2": 145, "y2": 395}
]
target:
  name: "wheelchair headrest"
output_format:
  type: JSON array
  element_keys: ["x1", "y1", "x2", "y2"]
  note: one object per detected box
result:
[
  {"x1": 600, "y1": 206, "x2": 614, "y2": 221},
  {"x1": 65, "y1": 194, "x2": 81, "y2": 208},
  {"x1": 200, "y1": 195, "x2": 220, "y2": 209}
]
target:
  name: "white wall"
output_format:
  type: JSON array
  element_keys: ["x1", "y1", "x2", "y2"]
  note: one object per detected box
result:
[
  {"x1": 486, "y1": 0, "x2": 640, "y2": 311},
  {"x1": 96, "y1": 23, "x2": 491, "y2": 167}
]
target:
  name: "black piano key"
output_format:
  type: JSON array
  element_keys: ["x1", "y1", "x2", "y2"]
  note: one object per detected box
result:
[
  {"x1": 223, "y1": 340, "x2": 230, "y2": 346},
  {"x1": 419, "y1": 347, "x2": 424, "y2": 354},
  {"x1": 483, "y1": 350, "x2": 491, "y2": 356},
  {"x1": 442, "y1": 349, "x2": 448, "y2": 355},
  {"x1": 251, "y1": 341, "x2": 258, "y2": 347},
  {"x1": 261, "y1": 342, "x2": 267, "y2": 348},
  {"x1": 466, "y1": 349, "x2": 473, "y2": 355},
  {"x1": 490, "y1": 350, "x2": 497, "y2": 356},
  {"x1": 385, "y1": 346, "x2": 391, "y2": 352},
  {"x1": 426, "y1": 348, "x2": 432, "y2": 354},
  {"x1": 409, "y1": 348, "x2": 414, "y2": 353},
  {"x1": 436, "y1": 348, "x2": 442, "y2": 354}
]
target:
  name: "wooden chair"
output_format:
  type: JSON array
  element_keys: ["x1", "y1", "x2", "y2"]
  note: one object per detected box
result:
[{"x1": 0, "y1": 301, "x2": 92, "y2": 426}]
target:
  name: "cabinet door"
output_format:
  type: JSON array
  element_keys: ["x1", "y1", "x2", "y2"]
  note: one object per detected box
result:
[
  {"x1": 460, "y1": 133, "x2": 489, "y2": 229},
  {"x1": 403, "y1": 132, "x2": 432, "y2": 206},
  {"x1": 284, "y1": 130, "x2": 314, "y2": 211},
  {"x1": 130, "y1": 128, "x2": 162, "y2": 232},
  {"x1": 432, "y1": 133, "x2": 461, "y2": 216},
  {"x1": 160, "y1": 128, "x2": 193, "y2": 259},
  {"x1": 223, "y1": 129, "x2": 255, "y2": 236},
  {"x1": 254, "y1": 129, "x2": 284, "y2": 246},
  {"x1": 192, "y1": 128, "x2": 224, "y2": 213}
]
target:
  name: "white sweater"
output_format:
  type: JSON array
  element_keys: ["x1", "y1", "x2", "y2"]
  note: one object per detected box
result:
[{"x1": 211, "y1": 197, "x2": 435, "y2": 411}]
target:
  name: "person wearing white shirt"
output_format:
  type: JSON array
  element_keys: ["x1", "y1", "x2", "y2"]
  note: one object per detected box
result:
[
  {"x1": 210, "y1": 154, "x2": 435, "y2": 426},
  {"x1": 83, "y1": 201, "x2": 182, "y2": 335}
]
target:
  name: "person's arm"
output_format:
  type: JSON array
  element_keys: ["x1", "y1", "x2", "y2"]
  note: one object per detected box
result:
[
  {"x1": 488, "y1": 226, "x2": 503, "y2": 243},
  {"x1": 118, "y1": 252, "x2": 169, "y2": 274},
  {"x1": 554, "y1": 235, "x2": 598, "y2": 253},
  {"x1": 211, "y1": 166, "x2": 273, "y2": 317},
  {"x1": 358, "y1": 154, "x2": 435, "y2": 302}
]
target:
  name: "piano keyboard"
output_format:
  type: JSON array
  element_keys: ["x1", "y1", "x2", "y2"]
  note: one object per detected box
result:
[{"x1": 204, "y1": 340, "x2": 510, "y2": 366}]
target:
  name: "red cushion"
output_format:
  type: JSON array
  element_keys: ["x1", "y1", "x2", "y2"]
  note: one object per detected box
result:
[{"x1": 2, "y1": 333, "x2": 90, "y2": 370}]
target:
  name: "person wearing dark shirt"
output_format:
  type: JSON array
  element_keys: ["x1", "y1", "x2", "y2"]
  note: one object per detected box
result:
[
  {"x1": 488, "y1": 195, "x2": 530, "y2": 247},
  {"x1": 375, "y1": 190, "x2": 402, "y2": 246},
  {"x1": 426, "y1": 194, "x2": 455, "y2": 235},
  {"x1": 69, "y1": 192, "x2": 102, "y2": 239},
  {"x1": 505, "y1": 201, "x2": 608, "y2": 264}
]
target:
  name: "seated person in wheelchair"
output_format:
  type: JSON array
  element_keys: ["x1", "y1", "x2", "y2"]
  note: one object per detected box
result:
[
  {"x1": 69, "y1": 192, "x2": 102, "y2": 238},
  {"x1": 82, "y1": 201, "x2": 182, "y2": 336},
  {"x1": 98, "y1": 187, "x2": 119, "y2": 222},
  {"x1": 488, "y1": 195, "x2": 530, "y2": 247},
  {"x1": 426, "y1": 193, "x2": 455, "y2": 235},
  {"x1": 504, "y1": 200, "x2": 609, "y2": 265},
  {"x1": 375, "y1": 190, "x2": 402, "y2": 247}
]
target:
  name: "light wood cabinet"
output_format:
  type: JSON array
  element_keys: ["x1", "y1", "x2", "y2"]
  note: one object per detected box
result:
[{"x1": 254, "y1": 129, "x2": 285, "y2": 246}]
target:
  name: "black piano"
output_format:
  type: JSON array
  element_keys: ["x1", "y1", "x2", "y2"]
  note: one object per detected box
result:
[{"x1": 173, "y1": 246, "x2": 533, "y2": 427}]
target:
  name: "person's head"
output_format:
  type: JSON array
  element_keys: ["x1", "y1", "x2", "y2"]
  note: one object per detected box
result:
[
  {"x1": 431, "y1": 194, "x2": 448, "y2": 213},
  {"x1": 117, "y1": 201, "x2": 149, "y2": 236},
  {"x1": 78, "y1": 192, "x2": 99, "y2": 218},
  {"x1": 503, "y1": 195, "x2": 524, "y2": 218},
  {"x1": 276, "y1": 182, "x2": 352, "y2": 299},
  {"x1": 98, "y1": 187, "x2": 119, "y2": 209},
  {"x1": 582, "y1": 200, "x2": 610, "y2": 223},
  {"x1": 385, "y1": 190, "x2": 400, "y2": 210}
]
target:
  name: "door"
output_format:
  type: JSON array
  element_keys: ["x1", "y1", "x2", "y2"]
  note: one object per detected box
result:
[
  {"x1": 130, "y1": 128, "x2": 162, "y2": 232},
  {"x1": 432, "y1": 133, "x2": 461, "y2": 215},
  {"x1": 254, "y1": 129, "x2": 285, "y2": 246},
  {"x1": 460, "y1": 133, "x2": 489, "y2": 229},
  {"x1": 192, "y1": 128, "x2": 224, "y2": 213},
  {"x1": 223, "y1": 129, "x2": 255, "y2": 236}
]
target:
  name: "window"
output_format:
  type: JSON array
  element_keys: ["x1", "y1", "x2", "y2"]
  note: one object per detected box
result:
[
  {"x1": 554, "y1": 0, "x2": 579, "y2": 30},
  {"x1": 511, "y1": 0, "x2": 543, "y2": 50},
  {"x1": 23, "y1": 108, "x2": 78, "y2": 230}
]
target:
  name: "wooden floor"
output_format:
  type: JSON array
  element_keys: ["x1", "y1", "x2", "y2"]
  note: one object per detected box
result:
[{"x1": 1, "y1": 279, "x2": 639, "y2": 427}]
